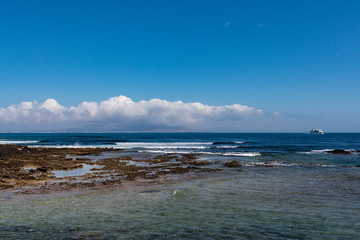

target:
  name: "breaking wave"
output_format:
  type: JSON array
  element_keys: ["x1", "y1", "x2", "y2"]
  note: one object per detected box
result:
[
  {"x1": 115, "y1": 142, "x2": 212, "y2": 149},
  {"x1": 139, "y1": 149, "x2": 261, "y2": 157},
  {"x1": 212, "y1": 141, "x2": 244, "y2": 145},
  {"x1": 0, "y1": 140, "x2": 39, "y2": 144},
  {"x1": 222, "y1": 152, "x2": 261, "y2": 157},
  {"x1": 299, "y1": 149, "x2": 358, "y2": 154}
]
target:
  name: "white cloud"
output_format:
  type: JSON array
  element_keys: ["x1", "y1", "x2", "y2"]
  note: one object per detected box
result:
[
  {"x1": 0, "y1": 95, "x2": 265, "y2": 132},
  {"x1": 40, "y1": 99, "x2": 65, "y2": 113}
]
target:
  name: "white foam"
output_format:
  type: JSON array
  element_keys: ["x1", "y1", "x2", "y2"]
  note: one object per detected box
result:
[
  {"x1": 244, "y1": 161, "x2": 297, "y2": 167},
  {"x1": 298, "y1": 149, "x2": 331, "y2": 154},
  {"x1": 115, "y1": 142, "x2": 212, "y2": 149},
  {"x1": 311, "y1": 149, "x2": 333, "y2": 154},
  {"x1": 315, "y1": 164, "x2": 337, "y2": 167},
  {"x1": 29, "y1": 144, "x2": 118, "y2": 149},
  {"x1": 216, "y1": 145, "x2": 239, "y2": 149},
  {"x1": 0, "y1": 140, "x2": 39, "y2": 144},
  {"x1": 141, "y1": 146, "x2": 208, "y2": 149},
  {"x1": 140, "y1": 150, "x2": 261, "y2": 157},
  {"x1": 222, "y1": 152, "x2": 261, "y2": 157},
  {"x1": 139, "y1": 150, "x2": 192, "y2": 154},
  {"x1": 299, "y1": 149, "x2": 357, "y2": 154}
]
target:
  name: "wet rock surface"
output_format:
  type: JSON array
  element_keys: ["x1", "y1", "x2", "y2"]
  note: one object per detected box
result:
[
  {"x1": 223, "y1": 161, "x2": 242, "y2": 168},
  {"x1": 325, "y1": 149, "x2": 354, "y2": 155},
  {"x1": 0, "y1": 144, "x2": 217, "y2": 193}
]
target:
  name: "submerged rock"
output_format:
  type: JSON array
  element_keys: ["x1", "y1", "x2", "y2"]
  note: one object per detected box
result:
[
  {"x1": 223, "y1": 161, "x2": 242, "y2": 168},
  {"x1": 325, "y1": 149, "x2": 353, "y2": 155},
  {"x1": 190, "y1": 160, "x2": 212, "y2": 166}
]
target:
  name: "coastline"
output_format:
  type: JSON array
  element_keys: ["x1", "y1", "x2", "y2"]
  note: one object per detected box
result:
[
  {"x1": 1, "y1": 133, "x2": 360, "y2": 239},
  {"x1": 0, "y1": 144, "x2": 220, "y2": 194}
]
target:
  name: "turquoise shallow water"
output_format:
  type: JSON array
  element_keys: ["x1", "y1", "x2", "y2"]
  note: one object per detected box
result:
[
  {"x1": 1, "y1": 168, "x2": 360, "y2": 239},
  {"x1": 0, "y1": 133, "x2": 360, "y2": 239}
]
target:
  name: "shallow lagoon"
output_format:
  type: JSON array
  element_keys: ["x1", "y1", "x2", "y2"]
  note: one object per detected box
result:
[{"x1": 1, "y1": 167, "x2": 359, "y2": 239}]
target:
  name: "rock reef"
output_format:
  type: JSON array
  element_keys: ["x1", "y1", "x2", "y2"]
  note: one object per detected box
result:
[
  {"x1": 0, "y1": 144, "x2": 217, "y2": 193},
  {"x1": 325, "y1": 149, "x2": 354, "y2": 155}
]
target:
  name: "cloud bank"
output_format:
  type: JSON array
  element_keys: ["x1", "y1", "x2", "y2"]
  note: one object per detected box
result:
[{"x1": 0, "y1": 95, "x2": 267, "y2": 132}]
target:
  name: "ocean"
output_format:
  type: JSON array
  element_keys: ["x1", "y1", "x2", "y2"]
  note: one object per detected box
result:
[{"x1": 0, "y1": 133, "x2": 359, "y2": 239}]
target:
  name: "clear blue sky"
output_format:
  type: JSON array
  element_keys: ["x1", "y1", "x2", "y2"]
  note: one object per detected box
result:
[{"x1": 0, "y1": 0, "x2": 359, "y2": 132}]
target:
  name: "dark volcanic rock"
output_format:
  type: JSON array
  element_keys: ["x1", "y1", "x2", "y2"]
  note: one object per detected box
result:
[
  {"x1": 0, "y1": 144, "x2": 217, "y2": 192},
  {"x1": 325, "y1": 149, "x2": 353, "y2": 155},
  {"x1": 223, "y1": 161, "x2": 242, "y2": 168},
  {"x1": 37, "y1": 167, "x2": 48, "y2": 172},
  {"x1": 188, "y1": 160, "x2": 212, "y2": 166}
]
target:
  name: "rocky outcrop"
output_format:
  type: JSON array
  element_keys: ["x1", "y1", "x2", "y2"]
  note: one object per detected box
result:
[
  {"x1": 223, "y1": 161, "x2": 242, "y2": 168},
  {"x1": 325, "y1": 149, "x2": 354, "y2": 155}
]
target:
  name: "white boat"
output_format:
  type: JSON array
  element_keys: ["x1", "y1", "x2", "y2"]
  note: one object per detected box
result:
[{"x1": 309, "y1": 129, "x2": 324, "y2": 134}]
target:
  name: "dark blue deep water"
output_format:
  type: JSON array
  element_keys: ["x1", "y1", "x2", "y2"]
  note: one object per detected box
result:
[
  {"x1": 1, "y1": 133, "x2": 360, "y2": 167},
  {"x1": 1, "y1": 133, "x2": 360, "y2": 239}
]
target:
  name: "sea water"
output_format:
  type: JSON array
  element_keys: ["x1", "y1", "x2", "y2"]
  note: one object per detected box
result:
[{"x1": 0, "y1": 133, "x2": 359, "y2": 239}]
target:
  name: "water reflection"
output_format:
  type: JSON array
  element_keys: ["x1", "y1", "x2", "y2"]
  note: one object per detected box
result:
[{"x1": 52, "y1": 164, "x2": 103, "y2": 178}]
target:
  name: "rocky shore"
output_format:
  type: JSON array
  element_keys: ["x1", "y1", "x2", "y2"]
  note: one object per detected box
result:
[
  {"x1": 0, "y1": 144, "x2": 220, "y2": 194},
  {"x1": 3, "y1": 143, "x2": 357, "y2": 194}
]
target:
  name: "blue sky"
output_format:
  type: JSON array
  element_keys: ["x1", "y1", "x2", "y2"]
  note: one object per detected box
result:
[{"x1": 0, "y1": 0, "x2": 359, "y2": 132}]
